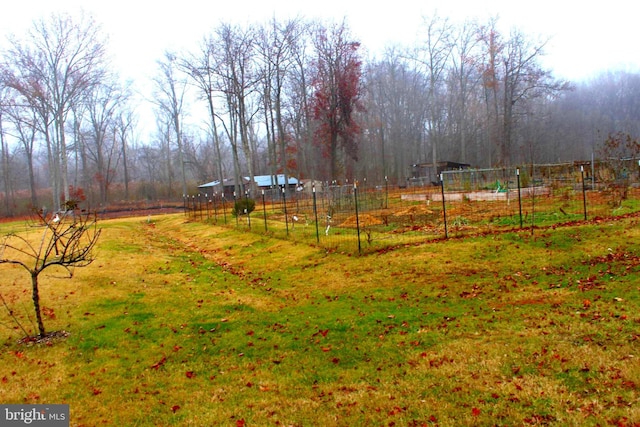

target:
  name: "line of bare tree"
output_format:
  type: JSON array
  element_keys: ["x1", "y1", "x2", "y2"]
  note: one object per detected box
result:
[{"x1": 0, "y1": 12, "x2": 639, "y2": 217}]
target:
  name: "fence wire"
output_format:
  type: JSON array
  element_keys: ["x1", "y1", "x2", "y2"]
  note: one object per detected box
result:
[{"x1": 185, "y1": 162, "x2": 640, "y2": 254}]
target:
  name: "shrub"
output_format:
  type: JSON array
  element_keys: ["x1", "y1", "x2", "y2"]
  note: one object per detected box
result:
[{"x1": 233, "y1": 198, "x2": 255, "y2": 216}]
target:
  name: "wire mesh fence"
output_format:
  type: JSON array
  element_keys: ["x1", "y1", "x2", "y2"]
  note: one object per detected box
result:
[{"x1": 185, "y1": 161, "x2": 640, "y2": 254}]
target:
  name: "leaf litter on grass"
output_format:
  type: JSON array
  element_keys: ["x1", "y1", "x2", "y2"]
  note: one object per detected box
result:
[{"x1": 0, "y1": 214, "x2": 638, "y2": 425}]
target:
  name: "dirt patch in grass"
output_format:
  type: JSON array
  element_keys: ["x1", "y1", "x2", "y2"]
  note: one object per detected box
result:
[
  {"x1": 339, "y1": 214, "x2": 383, "y2": 227},
  {"x1": 18, "y1": 330, "x2": 70, "y2": 346},
  {"x1": 393, "y1": 205, "x2": 434, "y2": 217}
]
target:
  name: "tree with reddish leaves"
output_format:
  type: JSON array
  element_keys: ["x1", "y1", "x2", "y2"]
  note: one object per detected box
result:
[{"x1": 310, "y1": 21, "x2": 364, "y2": 181}]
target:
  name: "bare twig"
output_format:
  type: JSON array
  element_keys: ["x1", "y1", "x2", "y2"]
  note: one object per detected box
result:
[{"x1": 0, "y1": 292, "x2": 30, "y2": 338}]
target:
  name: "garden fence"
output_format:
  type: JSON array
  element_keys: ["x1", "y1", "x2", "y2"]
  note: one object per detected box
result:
[{"x1": 185, "y1": 161, "x2": 640, "y2": 254}]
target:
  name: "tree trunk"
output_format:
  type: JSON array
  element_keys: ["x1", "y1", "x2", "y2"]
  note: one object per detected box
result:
[
  {"x1": 0, "y1": 117, "x2": 13, "y2": 215},
  {"x1": 31, "y1": 272, "x2": 46, "y2": 337},
  {"x1": 121, "y1": 131, "x2": 130, "y2": 200},
  {"x1": 238, "y1": 95, "x2": 256, "y2": 195},
  {"x1": 26, "y1": 149, "x2": 38, "y2": 208},
  {"x1": 206, "y1": 96, "x2": 225, "y2": 191},
  {"x1": 58, "y1": 117, "x2": 71, "y2": 206},
  {"x1": 174, "y1": 114, "x2": 187, "y2": 198},
  {"x1": 330, "y1": 133, "x2": 339, "y2": 180},
  {"x1": 275, "y1": 87, "x2": 289, "y2": 189}
]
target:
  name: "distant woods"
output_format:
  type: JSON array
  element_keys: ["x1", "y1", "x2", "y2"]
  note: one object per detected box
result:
[{"x1": 0, "y1": 12, "x2": 639, "y2": 216}]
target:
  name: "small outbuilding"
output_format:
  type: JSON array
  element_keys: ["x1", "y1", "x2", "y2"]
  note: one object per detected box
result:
[
  {"x1": 198, "y1": 174, "x2": 299, "y2": 197},
  {"x1": 410, "y1": 161, "x2": 471, "y2": 186},
  {"x1": 197, "y1": 177, "x2": 250, "y2": 198}
]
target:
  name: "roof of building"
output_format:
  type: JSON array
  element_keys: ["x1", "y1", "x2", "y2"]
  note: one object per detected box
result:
[
  {"x1": 198, "y1": 177, "x2": 248, "y2": 189},
  {"x1": 198, "y1": 175, "x2": 298, "y2": 189},
  {"x1": 253, "y1": 174, "x2": 299, "y2": 187}
]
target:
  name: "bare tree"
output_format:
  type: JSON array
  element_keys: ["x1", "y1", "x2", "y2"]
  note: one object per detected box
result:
[
  {"x1": 115, "y1": 108, "x2": 137, "y2": 201},
  {"x1": 256, "y1": 17, "x2": 301, "y2": 187},
  {"x1": 363, "y1": 50, "x2": 428, "y2": 184},
  {"x1": 83, "y1": 80, "x2": 130, "y2": 205},
  {"x1": 478, "y1": 19, "x2": 570, "y2": 166},
  {"x1": 447, "y1": 19, "x2": 482, "y2": 164},
  {"x1": 288, "y1": 22, "x2": 315, "y2": 180},
  {"x1": 154, "y1": 116, "x2": 176, "y2": 197},
  {"x1": 544, "y1": 70, "x2": 640, "y2": 162},
  {"x1": 2, "y1": 12, "x2": 107, "y2": 210},
  {"x1": 477, "y1": 18, "x2": 504, "y2": 166},
  {"x1": 2, "y1": 101, "x2": 40, "y2": 208},
  {"x1": 0, "y1": 211, "x2": 100, "y2": 339},
  {"x1": 413, "y1": 14, "x2": 454, "y2": 171},
  {"x1": 153, "y1": 51, "x2": 189, "y2": 197},
  {"x1": 213, "y1": 23, "x2": 260, "y2": 195},
  {"x1": 178, "y1": 36, "x2": 226, "y2": 190},
  {"x1": 0, "y1": 88, "x2": 16, "y2": 214}
]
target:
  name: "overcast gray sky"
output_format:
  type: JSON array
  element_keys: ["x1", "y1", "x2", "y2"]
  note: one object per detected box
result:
[{"x1": 1, "y1": 0, "x2": 638, "y2": 84}]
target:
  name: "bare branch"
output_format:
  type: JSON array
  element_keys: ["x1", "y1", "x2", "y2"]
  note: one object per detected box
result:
[{"x1": 0, "y1": 210, "x2": 101, "y2": 338}]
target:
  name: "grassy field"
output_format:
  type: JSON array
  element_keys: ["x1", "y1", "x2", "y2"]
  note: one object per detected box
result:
[{"x1": 0, "y1": 213, "x2": 638, "y2": 426}]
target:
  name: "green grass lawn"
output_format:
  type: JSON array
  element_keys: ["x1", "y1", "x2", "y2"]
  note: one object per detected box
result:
[{"x1": 0, "y1": 214, "x2": 638, "y2": 426}]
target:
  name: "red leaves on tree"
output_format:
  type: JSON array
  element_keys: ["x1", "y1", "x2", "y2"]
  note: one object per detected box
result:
[
  {"x1": 310, "y1": 24, "x2": 364, "y2": 179},
  {"x1": 67, "y1": 185, "x2": 86, "y2": 202}
]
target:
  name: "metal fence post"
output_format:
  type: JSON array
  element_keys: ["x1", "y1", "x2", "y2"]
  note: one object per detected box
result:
[
  {"x1": 313, "y1": 186, "x2": 320, "y2": 243},
  {"x1": 385, "y1": 175, "x2": 389, "y2": 209},
  {"x1": 517, "y1": 168, "x2": 523, "y2": 229},
  {"x1": 233, "y1": 192, "x2": 238, "y2": 226},
  {"x1": 213, "y1": 193, "x2": 218, "y2": 223},
  {"x1": 245, "y1": 190, "x2": 251, "y2": 229},
  {"x1": 440, "y1": 173, "x2": 448, "y2": 239},
  {"x1": 282, "y1": 187, "x2": 289, "y2": 237},
  {"x1": 262, "y1": 190, "x2": 268, "y2": 232},
  {"x1": 354, "y1": 182, "x2": 362, "y2": 254},
  {"x1": 581, "y1": 165, "x2": 588, "y2": 221},
  {"x1": 222, "y1": 194, "x2": 227, "y2": 224}
]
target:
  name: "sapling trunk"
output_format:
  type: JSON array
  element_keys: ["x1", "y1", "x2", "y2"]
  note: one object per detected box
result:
[{"x1": 32, "y1": 271, "x2": 45, "y2": 337}]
